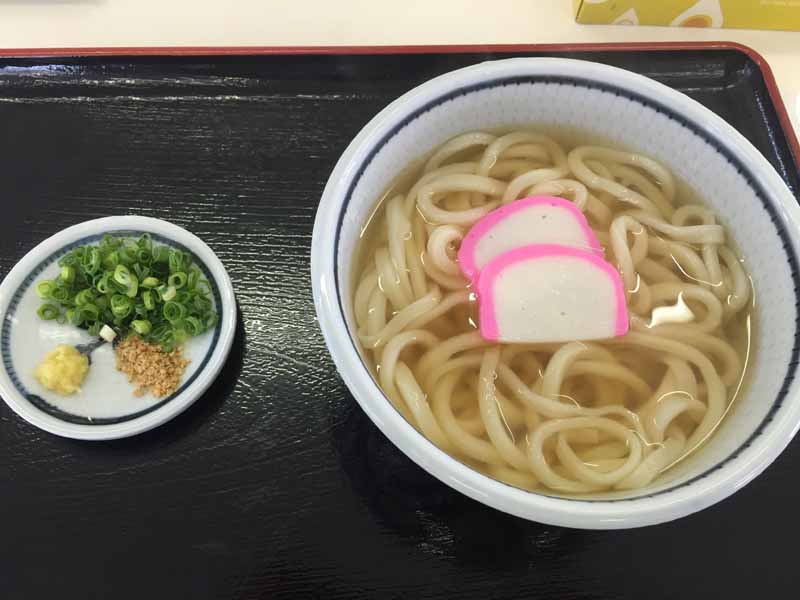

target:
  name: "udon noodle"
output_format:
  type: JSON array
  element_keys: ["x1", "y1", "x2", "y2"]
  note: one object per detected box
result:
[{"x1": 352, "y1": 130, "x2": 752, "y2": 495}]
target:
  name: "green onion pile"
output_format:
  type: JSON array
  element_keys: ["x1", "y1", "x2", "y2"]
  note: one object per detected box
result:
[{"x1": 36, "y1": 234, "x2": 217, "y2": 352}]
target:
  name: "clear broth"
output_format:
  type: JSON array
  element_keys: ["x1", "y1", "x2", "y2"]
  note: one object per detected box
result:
[{"x1": 351, "y1": 130, "x2": 754, "y2": 496}]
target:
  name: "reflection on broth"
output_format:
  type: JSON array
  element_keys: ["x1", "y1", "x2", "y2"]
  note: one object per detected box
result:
[{"x1": 352, "y1": 129, "x2": 753, "y2": 497}]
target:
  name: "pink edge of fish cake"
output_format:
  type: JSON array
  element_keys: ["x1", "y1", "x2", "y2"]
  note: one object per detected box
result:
[
  {"x1": 477, "y1": 244, "x2": 629, "y2": 343},
  {"x1": 458, "y1": 195, "x2": 603, "y2": 282}
]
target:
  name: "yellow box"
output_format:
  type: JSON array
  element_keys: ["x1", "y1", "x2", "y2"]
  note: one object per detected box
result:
[{"x1": 573, "y1": 0, "x2": 800, "y2": 31}]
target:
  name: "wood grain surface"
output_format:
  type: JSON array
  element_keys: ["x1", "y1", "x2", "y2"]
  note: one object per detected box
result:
[{"x1": 0, "y1": 49, "x2": 798, "y2": 600}]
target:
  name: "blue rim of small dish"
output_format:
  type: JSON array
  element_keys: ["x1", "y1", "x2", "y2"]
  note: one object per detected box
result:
[
  {"x1": 0, "y1": 230, "x2": 223, "y2": 426},
  {"x1": 332, "y1": 74, "x2": 800, "y2": 502}
]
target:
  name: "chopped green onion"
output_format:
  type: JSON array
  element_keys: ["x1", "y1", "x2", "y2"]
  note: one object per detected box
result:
[
  {"x1": 75, "y1": 289, "x2": 95, "y2": 306},
  {"x1": 34, "y1": 234, "x2": 216, "y2": 351},
  {"x1": 142, "y1": 290, "x2": 155, "y2": 310},
  {"x1": 136, "y1": 249, "x2": 152, "y2": 264},
  {"x1": 133, "y1": 263, "x2": 150, "y2": 280},
  {"x1": 60, "y1": 253, "x2": 80, "y2": 268},
  {"x1": 81, "y1": 247, "x2": 102, "y2": 275},
  {"x1": 103, "y1": 250, "x2": 121, "y2": 270},
  {"x1": 60, "y1": 265, "x2": 76, "y2": 285},
  {"x1": 183, "y1": 316, "x2": 203, "y2": 336},
  {"x1": 152, "y1": 246, "x2": 170, "y2": 263},
  {"x1": 125, "y1": 273, "x2": 138, "y2": 298},
  {"x1": 37, "y1": 304, "x2": 60, "y2": 320},
  {"x1": 168, "y1": 251, "x2": 190, "y2": 274},
  {"x1": 152, "y1": 323, "x2": 171, "y2": 338},
  {"x1": 50, "y1": 286, "x2": 70, "y2": 303},
  {"x1": 94, "y1": 272, "x2": 111, "y2": 294},
  {"x1": 187, "y1": 269, "x2": 200, "y2": 290},
  {"x1": 100, "y1": 324, "x2": 117, "y2": 342},
  {"x1": 101, "y1": 234, "x2": 120, "y2": 249},
  {"x1": 113, "y1": 264, "x2": 132, "y2": 285},
  {"x1": 158, "y1": 285, "x2": 177, "y2": 302},
  {"x1": 131, "y1": 319, "x2": 152, "y2": 335},
  {"x1": 168, "y1": 272, "x2": 187, "y2": 289},
  {"x1": 110, "y1": 294, "x2": 133, "y2": 319},
  {"x1": 80, "y1": 304, "x2": 100, "y2": 322},
  {"x1": 123, "y1": 242, "x2": 139, "y2": 263},
  {"x1": 168, "y1": 252, "x2": 180, "y2": 273},
  {"x1": 196, "y1": 278, "x2": 211, "y2": 294},
  {"x1": 36, "y1": 280, "x2": 55, "y2": 299},
  {"x1": 114, "y1": 265, "x2": 139, "y2": 298},
  {"x1": 163, "y1": 301, "x2": 186, "y2": 323}
]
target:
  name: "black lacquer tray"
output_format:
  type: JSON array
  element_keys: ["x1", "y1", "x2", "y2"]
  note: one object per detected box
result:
[{"x1": 1, "y1": 43, "x2": 798, "y2": 600}]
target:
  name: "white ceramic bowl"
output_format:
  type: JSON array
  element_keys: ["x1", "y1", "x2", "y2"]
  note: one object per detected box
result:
[
  {"x1": 311, "y1": 57, "x2": 800, "y2": 529},
  {"x1": 0, "y1": 216, "x2": 236, "y2": 440}
]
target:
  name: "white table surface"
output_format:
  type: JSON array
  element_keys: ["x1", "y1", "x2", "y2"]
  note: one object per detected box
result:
[{"x1": 1, "y1": 0, "x2": 799, "y2": 133}]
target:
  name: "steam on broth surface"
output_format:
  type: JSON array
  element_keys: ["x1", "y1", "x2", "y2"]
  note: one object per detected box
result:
[{"x1": 352, "y1": 130, "x2": 752, "y2": 496}]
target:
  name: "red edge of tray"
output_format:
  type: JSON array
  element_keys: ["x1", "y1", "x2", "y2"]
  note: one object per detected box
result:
[{"x1": 0, "y1": 41, "x2": 797, "y2": 173}]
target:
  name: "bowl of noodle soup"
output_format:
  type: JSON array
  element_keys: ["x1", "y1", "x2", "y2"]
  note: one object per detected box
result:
[{"x1": 311, "y1": 57, "x2": 800, "y2": 529}]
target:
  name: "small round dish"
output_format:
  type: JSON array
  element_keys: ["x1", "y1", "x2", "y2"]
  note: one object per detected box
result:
[{"x1": 0, "y1": 216, "x2": 236, "y2": 440}]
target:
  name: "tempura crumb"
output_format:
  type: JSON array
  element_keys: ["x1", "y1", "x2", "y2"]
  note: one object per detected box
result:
[{"x1": 115, "y1": 335, "x2": 189, "y2": 397}]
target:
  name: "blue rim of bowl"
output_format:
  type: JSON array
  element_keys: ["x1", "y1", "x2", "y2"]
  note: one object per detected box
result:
[
  {"x1": 331, "y1": 74, "x2": 800, "y2": 502},
  {"x1": 0, "y1": 230, "x2": 223, "y2": 425}
]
